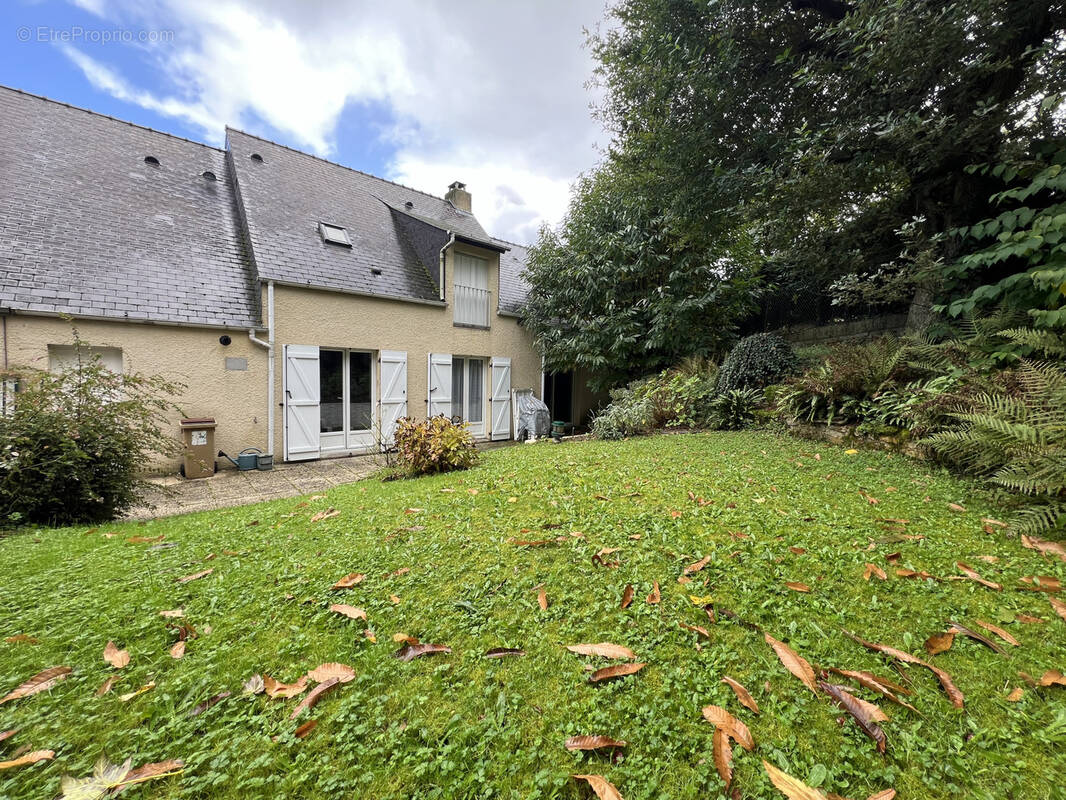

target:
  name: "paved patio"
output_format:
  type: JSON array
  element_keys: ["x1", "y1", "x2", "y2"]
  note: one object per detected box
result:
[{"x1": 127, "y1": 456, "x2": 379, "y2": 520}]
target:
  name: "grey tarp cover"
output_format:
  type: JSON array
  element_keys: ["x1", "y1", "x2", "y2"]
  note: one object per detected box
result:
[{"x1": 515, "y1": 391, "x2": 551, "y2": 440}]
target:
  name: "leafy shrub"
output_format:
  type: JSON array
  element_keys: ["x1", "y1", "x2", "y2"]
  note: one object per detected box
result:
[
  {"x1": 636, "y1": 358, "x2": 718, "y2": 428},
  {"x1": 393, "y1": 415, "x2": 478, "y2": 477},
  {"x1": 922, "y1": 329, "x2": 1066, "y2": 536},
  {"x1": 777, "y1": 337, "x2": 905, "y2": 425},
  {"x1": 716, "y1": 333, "x2": 797, "y2": 393},
  {"x1": 707, "y1": 388, "x2": 762, "y2": 430},
  {"x1": 0, "y1": 337, "x2": 182, "y2": 526},
  {"x1": 590, "y1": 385, "x2": 653, "y2": 440}
]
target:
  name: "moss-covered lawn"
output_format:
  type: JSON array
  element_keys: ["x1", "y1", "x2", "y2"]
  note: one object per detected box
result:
[{"x1": 2, "y1": 432, "x2": 1065, "y2": 799}]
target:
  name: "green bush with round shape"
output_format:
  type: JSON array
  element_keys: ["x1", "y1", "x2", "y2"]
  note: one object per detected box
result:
[{"x1": 716, "y1": 333, "x2": 798, "y2": 393}]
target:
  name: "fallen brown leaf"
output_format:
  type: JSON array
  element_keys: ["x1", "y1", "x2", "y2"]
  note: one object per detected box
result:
[
  {"x1": 484, "y1": 648, "x2": 525, "y2": 658},
  {"x1": 1022, "y1": 575, "x2": 1064, "y2": 593},
  {"x1": 763, "y1": 759, "x2": 825, "y2": 800},
  {"x1": 566, "y1": 643, "x2": 636, "y2": 660},
  {"x1": 785, "y1": 581, "x2": 811, "y2": 593},
  {"x1": 393, "y1": 643, "x2": 452, "y2": 661},
  {"x1": 1049, "y1": 596, "x2": 1066, "y2": 621},
  {"x1": 1021, "y1": 535, "x2": 1066, "y2": 562},
  {"x1": 948, "y1": 621, "x2": 1007, "y2": 654},
  {"x1": 863, "y1": 563, "x2": 887, "y2": 581},
  {"x1": 290, "y1": 677, "x2": 343, "y2": 719},
  {"x1": 712, "y1": 728, "x2": 732, "y2": 789},
  {"x1": 3, "y1": 635, "x2": 39, "y2": 644},
  {"x1": 189, "y1": 691, "x2": 230, "y2": 716},
  {"x1": 721, "y1": 676, "x2": 759, "y2": 714},
  {"x1": 294, "y1": 720, "x2": 317, "y2": 738},
  {"x1": 176, "y1": 569, "x2": 213, "y2": 584},
  {"x1": 646, "y1": 581, "x2": 661, "y2": 605},
  {"x1": 620, "y1": 584, "x2": 634, "y2": 609},
  {"x1": 537, "y1": 585, "x2": 548, "y2": 610},
  {"x1": 95, "y1": 676, "x2": 119, "y2": 697},
  {"x1": 242, "y1": 674, "x2": 264, "y2": 695},
  {"x1": 263, "y1": 675, "x2": 308, "y2": 699},
  {"x1": 169, "y1": 641, "x2": 186, "y2": 659},
  {"x1": 306, "y1": 663, "x2": 355, "y2": 683},
  {"x1": 684, "y1": 555, "x2": 711, "y2": 576},
  {"x1": 819, "y1": 681, "x2": 887, "y2": 753},
  {"x1": 103, "y1": 641, "x2": 130, "y2": 669},
  {"x1": 948, "y1": 503, "x2": 967, "y2": 513},
  {"x1": 1017, "y1": 613, "x2": 1046, "y2": 624},
  {"x1": 0, "y1": 750, "x2": 53, "y2": 770},
  {"x1": 974, "y1": 620, "x2": 1020, "y2": 647},
  {"x1": 924, "y1": 631, "x2": 955, "y2": 655},
  {"x1": 329, "y1": 604, "x2": 367, "y2": 620},
  {"x1": 0, "y1": 730, "x2": 16, "y2": 744},
  {"x1": 565, "y1": 735, "x2": 626, "y2": 751},
  {"x1": 310, "y1": 508, "x2": 340, "y2": 522},
  {"x1": 701, "y1": 704, "x2": 755, "y2": 750},
  {"x1": 679, "y1": 621, "x2": 711, "y2": 639},
  {"x1": 158, "y1": 609, "x2": 184, "y2": 618},
  {"x1": 0, "y1": 666, "x2": 72, "y2": 704},
  {"x1": 956, "y1": 561, "x2": 1001, "y2": 590},
  {"x1": 572, "y1": 774, "x2": 623, "y2": 800},
  {"x1": 589, "y1": 663, "x2": 646, "y2": 683},
  {"x1": 331, "y1": 573, "x2": 365, "y2": 589},
  {"x1": 1007, "y1": 687, "x2": 1024, "y2": 702},
  {"x1": 843, "y1": 631, "x2": 964, "y2": 708},
  {"x1": 119, "y1": 681, "x2": 156, "y2": 702},
  {"x1": 825, "y1": 668, "x2": 916, "y2": 712},
  {"x1": 765, "y1": 633, "x2": 818, "y2": 694},
  {"x1": 1039, "y1": 669, "x2": 1066, "y2": 687}
]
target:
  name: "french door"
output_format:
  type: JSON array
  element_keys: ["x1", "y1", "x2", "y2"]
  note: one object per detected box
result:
[
  {"x1": 319, "y1": 348, "x2": 376, "y2": 453},
  {"x1": 451, "y1": 357, "x2": 486, "y2": 437}
]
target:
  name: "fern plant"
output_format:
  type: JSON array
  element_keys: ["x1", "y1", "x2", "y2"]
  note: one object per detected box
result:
[{"x1": 923, "y1": 329, "x2": 1066, "y2": 536}]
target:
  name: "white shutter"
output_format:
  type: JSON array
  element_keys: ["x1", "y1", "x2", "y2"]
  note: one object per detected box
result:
[
  {"x1": 379, "y1": 350, "x2": 407, "y2": 447},
  {"x1": 427, "y1": 353, "x2": 453, "y2": 418},
  {"x1": 284, "y1": 345, "x2": 320, "y2": 461},
  {"x1": 490, "y1": 356, "x2": 512, "y2": 440}
]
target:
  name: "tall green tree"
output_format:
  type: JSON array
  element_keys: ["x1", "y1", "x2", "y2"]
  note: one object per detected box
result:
[
  {"x1": 589, "y1": 0, "x2": 1066, "y2": 315},
  {"x1": 524, "y1": 166, "x2": 758, "y2": 390}
]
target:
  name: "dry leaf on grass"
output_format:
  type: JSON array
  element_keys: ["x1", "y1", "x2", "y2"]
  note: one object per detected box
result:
[
  {"x1": 176, "y1": 569, "x2": 213, "y2": 584},
  {"x1": 589, "y1": 663, "x2": 646, "y2": 683},
  {"x1": 310, "y1": 508, "x2": 340, "y2": 522},
  {"x1": 117, "y1": 759, "x2": 184, "y2": 791},
  {"x1": 158, "y1": 609, "x2": 184, "y2": 618},
  {"x1": 1039, "y1": 670, "x2": 1066, "y2": 687},
  {"x1": 1047, "y1": 596, "x2": 1066, "y2": 621},
  {"x1": 566, "y1": 643, "x2": 636, "y2": 660},
  {"x1": 679, "y1": 621, "x2": 711, "y2": 639},
  {"x1": 306, "y1": 663, "x2": 355, "y2": 683},
  {"x1": 843, "y1": 631, "x2": 964, "y2": 708},
  {"x1": 0, "y1": 750, "x2": 53, "y2": 770},
  {"x1": 955, "y1": 562, "x2": 1001, "y2": 590},
  {"x1": 294, "y1": 720, "x2": 317, "y2": 738},
  {"x1": 537, "y1": 585, "x2": 549, "y2": 610},
  {"x1": 974, "y1": 620, "x2": 1020, "y2": 647},
  {"x1": 948, "y1": 621, "x2": 1006, "y2": 654},
  {"x1": 393, "y1": 643, "x2": 452, "y2": 661},
  {"x1": 119, "y1": 682, "x2": 155, "y2": 702},
  {"x1": 1021, "y1": 535, "x2": 1066, "y2": 562},
  {"x1": 565, "y1": 735, "x2": 626, "y2": 751},
  {"x1": 721, "y1": 676, "x2": 760, "y2": 714},
  {"x1": 1007, "y1": 687, "x2": 1024, "y2": 702},
  {"x1": 684, "y1": 555, "x2": 711, "y2": 576},
  {"x1": 169, "y1": 641, "x2": 186, "y2": 659},
  {"x1": 484, "y1": 648, "x2": 525, "y2": 658},
  {"x1": 331, "y1": 573, "x2": 365, "y2": 589},
  {"x1": 646, "y1": 581, "x2": 661, "y2": 604},
  {"x1": 263, "y1": 675, "x2": 308, "y2": 699},
  {"x1": 95, "y1": 676, "x2": 119, "y2": 697},
  {"x1": 701, "y1": 704, "x2": 755, "y2": 750},
  {"x1": 765, "y1": 633, "x2": 818, "y2": 694},
  {"x1": 290, "y1": 677, "x2": 343, "y2": 719},
  {"x1": 189, "y1": 692, "x2": 230, "y2": 716},
  {"x1": 103, "y1": 641, "x2": 130, "y2": 669},
  {"x1": 825, "y1": 668, "x2": 916, "y2": 712},
  {"x1": 242, "y1": 674, "x2": 264, "y2": 695},
  {"x1": 924, "y1": 631, "x2": 955, "y2": 655},
  {"x1": 763, "y1": 760, "x2": 825, "y2": 800},
  {"x1": 948, "y1": 503, "x2": 967, "y2": 513},
  {"x1": 863, "y1": 563, "x2": 887, "y2": 581},
  {"x1": 0, "y1": 729, "x2": 16, "y2": 744},
  {"x1": 0, "y1": 666, "x2": 72, "y2": 704},
  {"x1": 620, "y1": 584, "x2": 635, "y2": 609},
  {"x1": 1020, "y1": 575, "x2": 1062, "y2": 592},
  {"x1": 785, "y1": 581, "x2": 811, "y2": 593},
  {"x1": 329, "y1": 604, "x2": 367, "y2": 620},
  {"x1": 819, "y1": 682, "x2": 887, "y2": 753},
  {"x1": 712, "y1": 728, "x2": 733, "y2": 788},
  {"x1": 4, "y1": 635, "x2": 39, "y2": 644},
  {"x1": 572, "y1": 774, "x2": 624, "y2": 800}
]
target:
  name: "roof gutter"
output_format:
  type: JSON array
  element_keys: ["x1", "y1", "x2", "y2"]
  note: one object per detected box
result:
[{"x1": 438, "y1": 233, "x2": 456, "y2": 302}]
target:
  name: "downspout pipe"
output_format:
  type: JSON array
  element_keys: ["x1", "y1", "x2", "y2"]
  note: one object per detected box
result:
[
  {"x1": 247, "y1": 280, "x2": 276, "y2": 457},
  {"x1": 438, "y1": 233, "x2": 456, "y2": 301}
]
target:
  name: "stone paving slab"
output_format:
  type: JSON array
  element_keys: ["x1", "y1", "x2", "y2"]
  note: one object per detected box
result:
[{"x1": 126, "y1": 455, "x2": 381, "y2": 520}]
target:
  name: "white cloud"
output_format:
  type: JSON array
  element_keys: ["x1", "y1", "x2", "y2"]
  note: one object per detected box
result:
[{"x1": 57, "y1": 0, "x2": 606, "y2": 242}]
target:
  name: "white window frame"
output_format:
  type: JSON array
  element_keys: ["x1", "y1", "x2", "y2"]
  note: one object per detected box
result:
[
  {"x1": 319, "y1": 347, "x2": 376, "y2": 454},
  {"x1": 453, "y1": 252, "x2": 490, "y2": 327},
  {"x1": 319, "y1": 221, "x2": 352, "y2": 247},
  {"x1": 451, "y1": 355, "x2": 487, "y2": 437}
]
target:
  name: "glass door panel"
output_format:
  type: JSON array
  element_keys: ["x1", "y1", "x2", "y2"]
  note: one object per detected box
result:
[{"x1": 349, "y1": 351, "x2": 373, "y2": 432}]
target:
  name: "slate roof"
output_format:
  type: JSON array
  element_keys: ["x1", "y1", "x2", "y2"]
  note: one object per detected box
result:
[
  {"x1": 496, "y1": 239, "x2": 530, "y2": 316},
  {"x1": 227, "y1": 128, "x2": 506, "y2": 304},
  {"x1": 0, "y1": 86, "x2": 260, "y2": 328}
]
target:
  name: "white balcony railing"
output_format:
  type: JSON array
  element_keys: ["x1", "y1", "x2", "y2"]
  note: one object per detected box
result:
[{"x1": 455, "y1": 285, "x2": 490, "y2": 327}]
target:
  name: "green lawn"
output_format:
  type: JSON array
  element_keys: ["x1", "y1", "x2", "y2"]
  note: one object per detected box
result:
[{"x1": 2, "y1": 432, "x2": 1065, "y2": 799}]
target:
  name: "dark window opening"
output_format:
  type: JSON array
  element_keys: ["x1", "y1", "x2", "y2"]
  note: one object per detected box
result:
[
  {"x1": 349, "y1": 352, "x2": 373, "y2": 431},
  {"x1": 202, "y1": 171, "x2": 217, "y2": 181},
  {"x1": 144, "y1": 156, "x2": 160, "y2": 166},
  {"x1": 250, "y1": 153, "x2": 264, "y2": 163}
]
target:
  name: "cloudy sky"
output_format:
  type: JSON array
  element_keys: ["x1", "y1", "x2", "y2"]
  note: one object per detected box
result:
[{"x1": 0, "y1": 0, "x2": 609, "y2": 243}]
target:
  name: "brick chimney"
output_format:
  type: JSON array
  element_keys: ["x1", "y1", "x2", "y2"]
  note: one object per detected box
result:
[{"x1": 445, "y1": 181, "x2": 472, "y2": 212}]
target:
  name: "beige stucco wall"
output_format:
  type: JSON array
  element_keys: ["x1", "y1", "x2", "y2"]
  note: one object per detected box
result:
[
  {"x1": 270, "y1": 241, "x2": 542, "y2": 457},
  {"x1": 1, "y1": 314, "x2": 268, "y2": 471}
]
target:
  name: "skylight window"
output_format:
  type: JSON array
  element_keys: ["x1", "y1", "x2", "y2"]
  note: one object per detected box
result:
[{"x1": 319, "y1": 222, "x2": 352, "y2": 247}]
